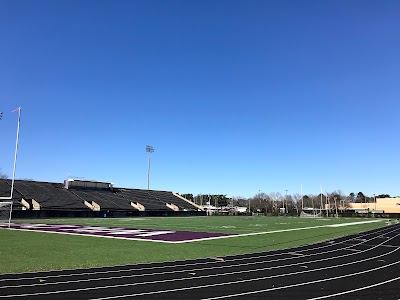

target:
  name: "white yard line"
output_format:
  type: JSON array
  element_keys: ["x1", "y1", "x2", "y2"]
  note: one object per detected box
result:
[{"x1": 192, "y1": 220, "x2": 384, "y2": 242}]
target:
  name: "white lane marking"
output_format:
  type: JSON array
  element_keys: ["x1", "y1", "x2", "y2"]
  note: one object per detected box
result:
[
  {"x1": 199, "y1": 220, "x2": 384, "y2": 242},
  {"x1": 1, "y1": 233, "x2": 399, "y2": 299},
  {"x1": 0, "y1": 223, "x2": 395, "y2": 285},
  {"x1": 307, "y1": 276, "x2": 400, "y2": 299},
  {"x1": 328, "y1": 220, "x2": 383, "y2": 227},
  {"x1": 201, "y1": 260, "x2": 400, "y2": 300}
]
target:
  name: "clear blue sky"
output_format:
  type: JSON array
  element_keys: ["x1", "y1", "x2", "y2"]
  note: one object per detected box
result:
[{"x1": 0, "y1": 0, "x2": 399, "y2": 198}]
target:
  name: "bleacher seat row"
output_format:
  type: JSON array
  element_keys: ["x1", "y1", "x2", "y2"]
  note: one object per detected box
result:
[{"x1": 0, "y1": 179, "x2": 201, "y2": 212}]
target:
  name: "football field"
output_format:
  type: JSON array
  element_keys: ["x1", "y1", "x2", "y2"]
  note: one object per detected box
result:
[{"x1": 0, "y1": 216, "x2": 388, "y2": 274}]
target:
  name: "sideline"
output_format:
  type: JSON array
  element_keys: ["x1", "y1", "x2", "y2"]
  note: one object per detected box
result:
[
  {"x1": 178, "y1": 219, "x2": 384, "y2": 243},
  {"x1": 0, "y1": 220, "x2": 384, "y2": 244}
]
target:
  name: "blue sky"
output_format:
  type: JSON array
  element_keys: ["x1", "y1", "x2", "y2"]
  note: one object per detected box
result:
[{"x1": 0, "y1": 0, "x2": 399, "y2": 198}]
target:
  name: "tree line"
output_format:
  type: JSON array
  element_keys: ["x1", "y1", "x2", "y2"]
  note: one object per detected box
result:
[{"x1": 180, "y1": 190, "x2": 393, "y2": 215}]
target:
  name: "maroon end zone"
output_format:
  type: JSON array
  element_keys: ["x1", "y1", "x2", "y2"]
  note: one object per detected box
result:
[{"x1": 0, "y1": 223, "x2": 236, "y2": 243}]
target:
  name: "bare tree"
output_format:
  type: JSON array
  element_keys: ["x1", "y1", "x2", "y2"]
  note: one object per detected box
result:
[
  {"x1": 232, "y1": 196, "x2": 247, "y2": 208},
  {"x1": 0, "y1": 169, "x2": 8, "y2": 179},
  {"x1": 292, "y1": 193, "x2": 302, "y2": 214},
  {"x1": 268, "y1": 192, "x2": 283, "y2": 214}
]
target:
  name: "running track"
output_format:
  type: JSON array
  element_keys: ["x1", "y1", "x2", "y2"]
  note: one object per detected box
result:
[{"x1": 1, "y1": 223, "x2": 400, "y2": 299}]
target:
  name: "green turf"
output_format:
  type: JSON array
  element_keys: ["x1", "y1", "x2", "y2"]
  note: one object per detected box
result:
[{"x1": 0, "y1": 216, "x2": 388, "y2": 274}]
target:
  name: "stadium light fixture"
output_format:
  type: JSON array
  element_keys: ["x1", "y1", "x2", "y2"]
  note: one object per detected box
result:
[
  {"x1": 146, "y1": 145, "x2": 154, "y2": 190},
  {"x1": 0, "y1": 107, "x2": 21, "y2": 200}
]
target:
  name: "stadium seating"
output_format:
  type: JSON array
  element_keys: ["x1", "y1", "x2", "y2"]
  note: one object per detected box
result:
[
  {"x1": 0, "y1": 180, "x2": 25, "y2": 210},
  {"x1": 9, "y1": 180, "x2": 88, "y2": 210},
  {"x1": 116, "y1": 189, "x2": 169, "y2": 211},
  {"x1": 0, "y1": 179, "x2": 200, "y2": 213},
  {"x1": 72, "y1": 189, "x2": 135, "y2": 211},
  {"x1": 148, "y1": 190, "x2": 198, "y2": 211}
]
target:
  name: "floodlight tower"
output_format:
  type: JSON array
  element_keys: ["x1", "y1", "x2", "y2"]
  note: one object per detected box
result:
[{"x1": 146, "y1": 145, "x2": 154, "y2": 190}]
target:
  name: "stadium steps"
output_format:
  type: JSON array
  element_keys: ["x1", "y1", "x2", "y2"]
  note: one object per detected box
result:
[
  {"x1": 116, "y1": 189, "x2": 172, "y2": 211},
  {"x1": 10, "y1": 180, "x2": 88, "y2": 210},
  {"x1": 71, "y1": 189, "x2": 136, "y2": 211},
  {"x1": 148, "y1": 190, "x2": 199, "y2": 211},
  {"x1": 0, "y1": 180, "x2": 25, "y2": 210},
  {"x1": 0, "y1": 179, "x2": 200, "y2": 212}
]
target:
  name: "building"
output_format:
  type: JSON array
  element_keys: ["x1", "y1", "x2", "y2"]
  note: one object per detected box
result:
[{"x1": 348, "y1": 197, "x2": 400, "y2": 214}]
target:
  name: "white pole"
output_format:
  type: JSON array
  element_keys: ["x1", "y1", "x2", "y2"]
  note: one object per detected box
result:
[
  {"x1": 325, "y1": 190, "x2": 329, "y2": 217},
  {"x1": 320, "y1": 185, "x2": 323, "y2": 215},
  {"x1": 284, "y1": 189, "x2": 288, "y2": 214},
  {"x1": 334, "y1": 197, "x2": 338, "y2": 217},
  {"x1": 301, "y1": 184, "x2": 303, "y2": 210},
  {"x1": 0, "y1": 107, "x2": 21, "y2": 200},
  {"x1": 8, "y1": 202, "x2": 13, "y2": 228},
  {"x1": 10, "y1": 107, "x2": 21, "y2": 199}
]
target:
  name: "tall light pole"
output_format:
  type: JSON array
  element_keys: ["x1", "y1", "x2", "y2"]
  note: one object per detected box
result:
[{"x1": 146, "y1": 145, "x2": 154, "y2": 190}]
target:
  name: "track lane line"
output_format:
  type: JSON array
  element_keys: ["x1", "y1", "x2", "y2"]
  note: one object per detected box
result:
[
  {"x1": 1, "y1": 229, "x2": 395, "y2": 290},
  {"x1": 1, "y1": 223, "x2": 394, "y2": 285},
  {"x1": 1, "y1": 236, "x2": 398, "y2": 299},
  {"x1": 306, "y1": 276, "x2": 400, "y2": 300},
  {"x1": 0, "y1": 222, "x2": 393, "y2": 283},
  {"x1": 89, "y1": 256, "x2": 400, "y2": 300}
]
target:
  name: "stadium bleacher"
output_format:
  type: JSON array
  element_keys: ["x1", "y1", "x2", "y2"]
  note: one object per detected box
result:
[
  {"x1": 148, "y1": 190, "x2": 198, "y2": 211},
  {"x1": 72, "y1": 189, "x2": 135, "y2": 211},
  {"x1": 10, "y1": 180, "x2": 88, "y2": 210},
  {"x1": 0, "y1": 179, "x2": 201, "y2": 214},
  {"x1": 116, "y1": 188, "x2": 170, "y2": 211},
  {"x1": 0, "y1": 180, "x2": 25, "y2": 210}
]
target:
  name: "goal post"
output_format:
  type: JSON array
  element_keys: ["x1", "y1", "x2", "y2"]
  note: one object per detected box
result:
[{"x1": 0, "y1": 201, "x2": 13, "y2": 228}]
